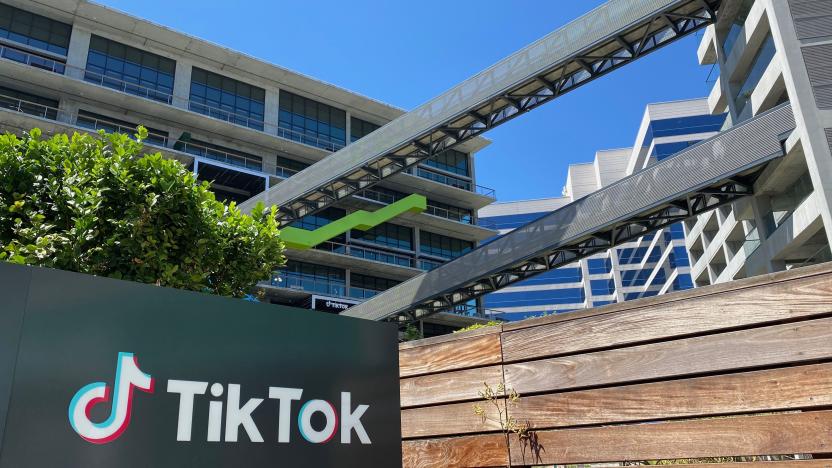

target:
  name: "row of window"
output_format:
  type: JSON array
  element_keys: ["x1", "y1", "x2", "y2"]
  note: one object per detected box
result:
[
  {"x1": 0, "y1": 4, "x2": 71, "y2": 56},
  {"x1": 2, "y1": 3, "x2": 478, "y2": 193},
  {"x1": 275, "y1": 261, "x2": 403, "y2": 300}
]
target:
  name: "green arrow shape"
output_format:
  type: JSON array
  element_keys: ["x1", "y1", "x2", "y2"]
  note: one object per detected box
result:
[{"x1": 281, "y1": 193, "x2": 427, "y2": 250}]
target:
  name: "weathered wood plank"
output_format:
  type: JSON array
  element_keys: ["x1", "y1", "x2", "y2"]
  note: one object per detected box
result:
[
  {"x1": 402, "y1": 434, "x2": 507, "y2": 468},
  {"x1": 399, "y1": 333, "x2": 502, "y2": 378},
  {"x1": 402, "y1": 398, "x2": 503, "y2": 439},
  {"x1": 400, "y1": 365, "x2": 504, "y2": 408},
  {"x1": 402, "y1": 363, "x2": 832, "y2": 438},
  {"x1": 504, "y1": 317, "x2": 832, "y2": 394},
  {"x1": 508, "y1": 410, "x2": 832, "y2": 466},
  {"x1": 512, "y1": 363, "x2": 832, "y2": 429},
  {"x1": 502, "y1": 271, "x2": 832, "y2": 362},
  {"x1": 655, "y1": 463, "x2": 832, "y2": 468},
  {"x1": 501, "y1": 262, "x2": 832, "y2": 332}
]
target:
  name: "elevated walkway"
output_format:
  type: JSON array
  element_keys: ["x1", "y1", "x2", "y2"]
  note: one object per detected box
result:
[
  {"x1": 343, "y1": 104, "x2": 796, "y2": 322},
  {"x1": 240, "y1": 0, "x2": 721, "y2": 224}
]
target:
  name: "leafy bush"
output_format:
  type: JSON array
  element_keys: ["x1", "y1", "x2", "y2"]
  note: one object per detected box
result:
[
  {"x1": 0, "y1": 128, "x2": 285, "y2": 298},
  {"x1": 453, "y1": 321, "x2": 503, "y2": 334}
]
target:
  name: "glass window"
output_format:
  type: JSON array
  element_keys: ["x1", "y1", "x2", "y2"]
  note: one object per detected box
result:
[
  {"x1": 425, "y1": 199, "x2": 473, "y2": 224},
  {"x1": 669, "y1": 222, "x2": 686, "y2": 240},
  {"x1": 591, "y1": 278, "x2": 615, "y2": 295},
  {"x1": 0, "y1": 85, "x2": 58, "y2": 120},
  {"x1": 352, "y1": 222, "x2": 413, "y2": 251},
  {"x1": 85, "y1": 35, "x2": 175, "y2": 104},
  {"x1": 517, "y1": 267, "x2": 582, "y2": 285},
  {"x1": 422, "y1": 149, "x2": 470, "y2": 176},
  {"x1": 621, "y1": 269, "x2": 653, "y2": 287},
  {"x1": 484, "y1": 288, "x2": 585, "y2": 307},
  {"x1": 420, "y1": 231, "x2": 473, "y2": 259},
  {"x1": 190, "y1": 68, "x2": 265, "y2": 131},
  {"x1": 593, "y1": 300, "x2": 614, "y2": 307},
  {"x1": 290, "y1": 207, "x2": 346, "y2": 232},
  {"x1": 350, "y1": 116, "x2": 380, "y2": 143},
  {"x1": 350, "y1": 273, "x2": 400, "y2": 299},
  {"x1": 76, "y1": 110, "x2": 168, "y2": 147},
  {"x1": 275, "y1": 261, "x2": 346, "y2": 297},
  {"x1": 734, "y1": 34, "x2": 777, "y2": 118},
  {"x1": 177, "y1": 138, "x2": 262, "y2": 172},
  {"x1": 278, "y1": 90, "x2": 346, "y2": 151},
  {"x1": 673, "y1": 273, "x2": 694, "y2": 290},
  {"x1": 587, "y1": 258, "x2": 612, "y2": 274},
  {"x1": 652, "y1": 141, "x2": 701, "y2": 161},
  {"x1": 416, "y1": 167, "x2": 472, "y2": 191},
  {"x1": 669, "y1": 246, "x2": 691, "y2": 268},
  {"x1": 0, "y1": 4, "x2": 71, "y2": 55},
  {"x1": 274, "y1": 155, "x2": 309, "y2": 178}
]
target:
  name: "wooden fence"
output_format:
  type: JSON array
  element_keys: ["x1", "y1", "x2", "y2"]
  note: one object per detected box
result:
[{"x1": 399, "y1": 262, "x2": 832, "y2": 467}]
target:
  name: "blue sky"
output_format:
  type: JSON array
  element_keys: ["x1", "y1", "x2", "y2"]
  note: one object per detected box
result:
[{"x1": 96, "y1": 0, "x2": 715, "y2": 202}]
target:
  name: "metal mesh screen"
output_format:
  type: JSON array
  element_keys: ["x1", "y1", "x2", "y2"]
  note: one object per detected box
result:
[
  {"x1": 788, "y1": 0, "x2": 832, "y2": 40},
  {"x1": 801, "y1": 43, "x2": 832, "y2": 109},
  {"x1": 242, "y1": 0, "x2": 684, "y2": 210},
  {"x1": 344, "y1": 104, "x2": 796, "y2": 321}
]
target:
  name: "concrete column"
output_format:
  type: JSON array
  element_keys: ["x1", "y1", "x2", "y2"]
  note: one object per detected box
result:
[
  {"x1": 171, "y1": 60, "x2": 193, "y2": 110},
  {"x1": 609, "y1": 250, "x2": 625, "y2": 303},
  {"x1": 56, "y1": 98, "x2": 79, "y2": 124},
  {"x1": 265, "y1": 88, "x2": 280, "y2": 134},
  {"x1": 65, "y1": 26, "x2": 91, "y2": 80},
  {"x1": 345, "y1": 110, "x2": 352, "y2": 145}
]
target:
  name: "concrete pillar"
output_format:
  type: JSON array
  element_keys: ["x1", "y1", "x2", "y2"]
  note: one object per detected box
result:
[
  {"x1": 171, "y1": 59, "x2": 193, "y2": 110},
  {"x1": 345, "y1": 110, "x2": 352, "y2": 145},
  {"x1": 265, "y1": 88, "x2": 280, "y2": 134},
  {"x1": 65, "y1": 26, "x2": 91, "y2": 80},
  {"x1": 56, "y1": 98, "x2": 79, "y2": 124}
]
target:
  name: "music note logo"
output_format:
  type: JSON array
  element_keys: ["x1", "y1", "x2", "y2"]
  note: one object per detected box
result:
[{"x1": 68, "y1": 352, "x2": 155, "y2": 444}]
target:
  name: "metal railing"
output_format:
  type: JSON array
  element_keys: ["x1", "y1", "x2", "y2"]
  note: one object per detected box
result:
[
  {"x1": 0, "y1": 43, "x2": 65, "y2": 74},
  {"x1": 313, "y1": 240, "x2": 415, "y2": 268},
  {"x1": 423, "y1": 204, "x2": 474, "y2": 224},
  {"x1": 415, "y1": 167, "x2": 496, "y2": 197},
  {"x1": 0, "y1": 94, "x2": 61, "y2": 121},
  {"x1": 173, "y1": 141, "x2": 263, "y2": 172},
  {"x1": 75, "y1": 113, "x2": 170, "y2": 147},
  {"x1": 83, "y1": 69, "x2": 173, "y2": 105},
  {"x1": 276, "y1": 126, "x2": 345, "y2": 153},
  {"x1": 271, "y1": 272, "x2": 346, "y2": 297}
]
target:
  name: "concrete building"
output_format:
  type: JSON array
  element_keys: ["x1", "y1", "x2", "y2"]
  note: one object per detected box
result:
[
  {"x1": 690, "y1": 0, "x2": 832, "y2": 286},
  {"x1": 0, "y1": 0, "x2": 498, "y2": 336},
  {"x1": 479, "y1": 99, "x2": 726, "y2": 320}
]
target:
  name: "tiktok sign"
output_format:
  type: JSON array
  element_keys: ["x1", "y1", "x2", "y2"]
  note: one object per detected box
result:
[
  {"x1": 67, "y1": 352, "x2": 155, "y2": 444},
  {"x1": 67, "y1": 352, "x2": 371, "y2": 446},
  {"x1": 0, "y1": 263, "x2": 400, "y2": 468}
]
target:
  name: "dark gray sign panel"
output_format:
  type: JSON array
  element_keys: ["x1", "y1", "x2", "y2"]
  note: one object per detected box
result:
[{"x1": 0, "y1": 263, "x2": 401, "y2": 468}]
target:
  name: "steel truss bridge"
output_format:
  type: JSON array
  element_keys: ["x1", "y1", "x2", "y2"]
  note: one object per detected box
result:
[
  {"x1": 240, "y1": 0, "x2": 722, "y2": 223},
  {"x1": 237, "y1": 0, "x2": 797, "y2": 323},
  {"x1": 343, "y1": 105, "x2": 795, "y2": 322}
]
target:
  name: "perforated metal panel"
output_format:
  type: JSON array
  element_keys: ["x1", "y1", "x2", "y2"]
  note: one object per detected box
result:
[
  {"x1": 788, "y1": 0, "x2": 832, "y2": 40},
  {"x1": 826, "y1": 128, "x2": 832, "y2": 153},
  {"x1": 802, "y1": 43, "x2": 832, "y2": 109},
  {"x1": 344, "y1": 104, "x2": 796, "y2": 321}
]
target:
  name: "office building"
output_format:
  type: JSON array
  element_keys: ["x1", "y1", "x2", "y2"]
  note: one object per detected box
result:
[
  {"x1": 0, "y1": 0, "x2": 498, "y2": 336},
  {"x1": 689, "y1": 0, "x2": 832, "y2": 285},
  {"x1": 479, "y1": 99, "x2": 726, "y2": 320}
]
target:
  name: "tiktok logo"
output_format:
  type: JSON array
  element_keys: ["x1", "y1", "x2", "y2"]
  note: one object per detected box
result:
[{"x1": 68, "y1": 352, "x2": 155, "y2": 444}]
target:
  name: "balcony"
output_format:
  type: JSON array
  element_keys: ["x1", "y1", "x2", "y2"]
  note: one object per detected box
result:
[{"x1": 0, "y1": 42, "x2": 65, "y2": 74}]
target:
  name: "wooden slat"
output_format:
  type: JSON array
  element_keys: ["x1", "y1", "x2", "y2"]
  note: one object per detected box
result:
[
  {"x1": 402, "y1": 363, "x2": 832, "y2": 438},
  {"x1": 501, "y1": 262, "x2": 832, "y2": 332},
  {"x1": 508, "y1": 410, "x2": 832, "y2": 466},
  {"x1": 402, "y1": 433, "x2": 507, "y2": 468},
  {"x1": 502, "y1": 271, "x2": 832, "y2": 362},
  {"x1": 400, "y1": 365, "x2": 503, "y2": 408},
  {"x1": 402, "y1": 398, "x2": 503, "y2": 439},
  {"x1": 399, "y1": 332, "x2": 502, "y2": 377},
  {"x1": 655, "y1": 463, "x2": 832, "y2": 468},
  {"x1": 504, "y1": 318, "x2": 832, "y2": 394}
]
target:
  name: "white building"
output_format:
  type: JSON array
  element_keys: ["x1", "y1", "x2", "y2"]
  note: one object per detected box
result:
[{"x1": 479, "y1": 99, "x2": 725, "y2": 320}]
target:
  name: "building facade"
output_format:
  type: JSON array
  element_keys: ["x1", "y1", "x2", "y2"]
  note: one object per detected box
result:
[
  {"x1": 479, "y1": 99, "x2": 726, "y2": 321},
  {"x1": 0, "y1": 0, "x2": 498, "y2": 336},
  {"x1": 690, "y1": 0, "x2": 832, "y2": 286}
]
